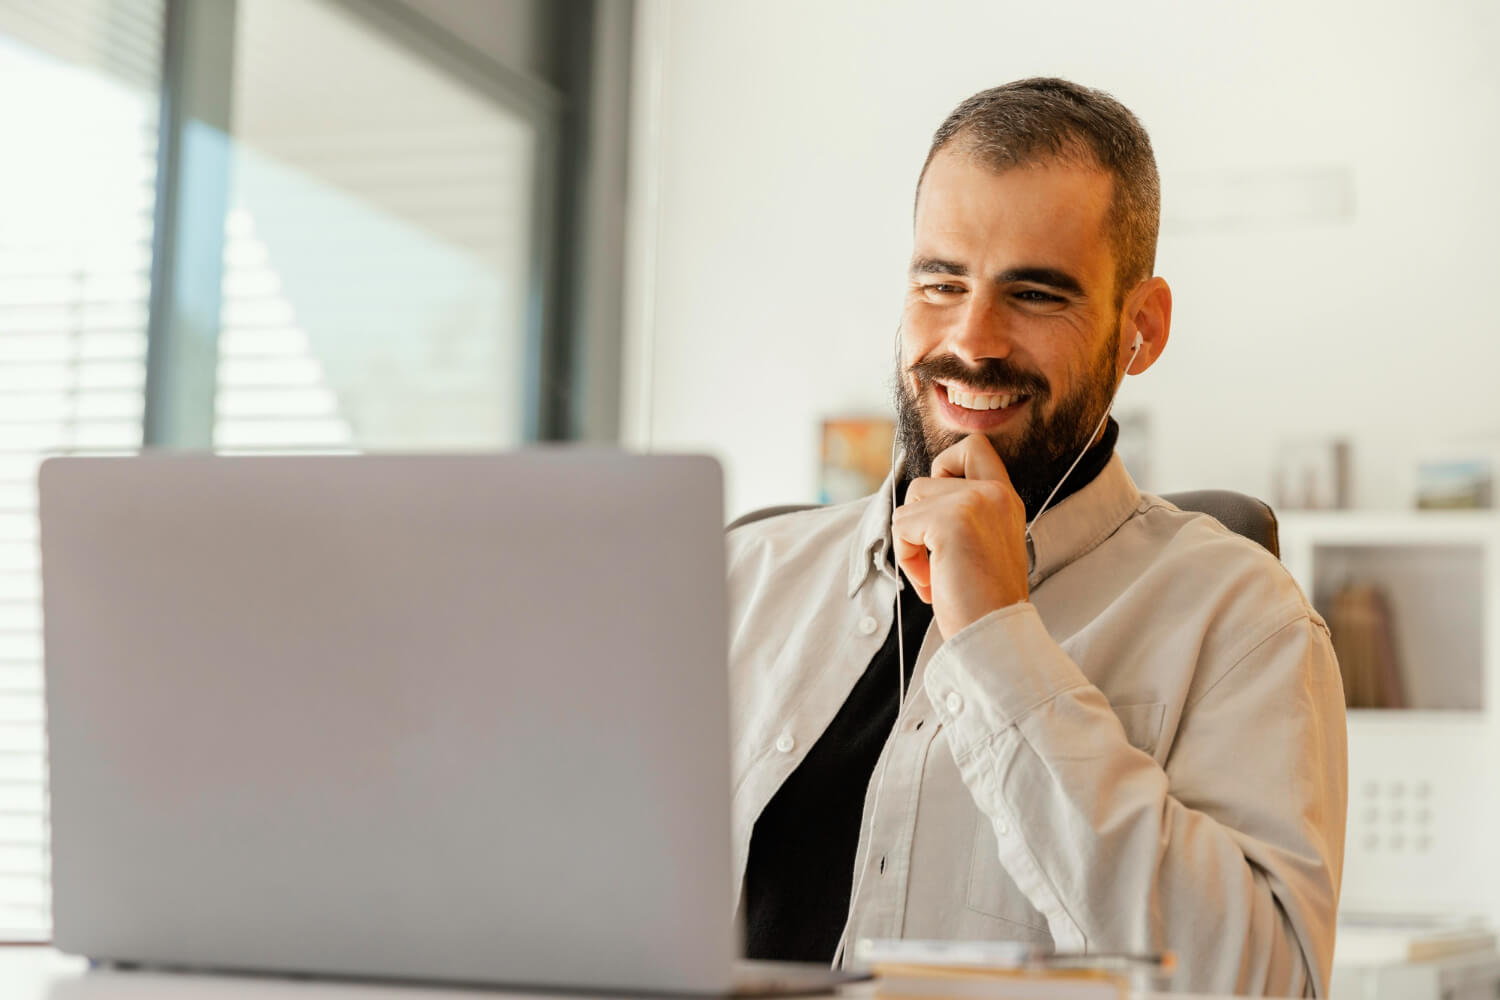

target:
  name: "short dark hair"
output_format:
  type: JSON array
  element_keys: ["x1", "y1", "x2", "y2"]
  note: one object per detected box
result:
[{"x1": 918, "y1": 77, "x2": 1161, "y2": 303}]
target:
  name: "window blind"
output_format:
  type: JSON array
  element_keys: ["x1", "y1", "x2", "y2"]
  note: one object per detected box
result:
[
  {"x1": 216, "y1": 207, "x2": 356, "y2": 452},
  {"x1": 0, "y1": 0, "x2": 164, "y2": 942}
]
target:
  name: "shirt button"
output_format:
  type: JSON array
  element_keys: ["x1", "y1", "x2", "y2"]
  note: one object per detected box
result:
[
  {"x1": 858, "y1": 616, "x2": 879, "y2": 635},
  {"x1": 996, "y1": 820, "x2": 1010, "y2": 837},
  {"x1": 775, "y1": 734, "x2": 796, "y2": 753},
  {"x1": 945, "y1": 691, "x2": 964, "y2": 714}
]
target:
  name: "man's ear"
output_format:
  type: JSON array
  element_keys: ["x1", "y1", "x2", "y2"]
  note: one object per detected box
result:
[{"x1": 1121, "y1": 277, "x2": 1172, "y2": 375}]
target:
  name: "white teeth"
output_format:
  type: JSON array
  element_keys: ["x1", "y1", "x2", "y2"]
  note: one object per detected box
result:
[{"x1": 943, "y1": 384, "x2": 1025, "y2": 412}]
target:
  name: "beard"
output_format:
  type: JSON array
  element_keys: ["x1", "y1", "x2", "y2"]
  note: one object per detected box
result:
[{"x1": 893, "y1": 325, "x2": 1120, "y2": 516}]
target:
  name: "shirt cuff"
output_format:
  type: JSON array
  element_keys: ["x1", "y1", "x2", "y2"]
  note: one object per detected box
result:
[{"x1": 923, "y1": 602, "x2": 1090, "y2": 755}]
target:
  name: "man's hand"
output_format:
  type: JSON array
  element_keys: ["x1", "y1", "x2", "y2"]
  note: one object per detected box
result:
[{"x1": 892, "y1": 434, "x2": 1030, "y2": 639}]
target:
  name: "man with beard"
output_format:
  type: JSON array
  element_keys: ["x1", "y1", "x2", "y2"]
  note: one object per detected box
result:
[{"x1": 726, "y1": 79, "x2": 1346, "y2": 997}]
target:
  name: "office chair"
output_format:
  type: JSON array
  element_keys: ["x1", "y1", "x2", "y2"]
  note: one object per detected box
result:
[{"x1": 726, "y1": 489, "x2": 1280, "y2": 558}]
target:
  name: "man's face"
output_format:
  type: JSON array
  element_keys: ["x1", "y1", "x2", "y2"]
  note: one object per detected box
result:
[{"x1": 897, "y1": 147, "x2": 1126, "y2": 511}]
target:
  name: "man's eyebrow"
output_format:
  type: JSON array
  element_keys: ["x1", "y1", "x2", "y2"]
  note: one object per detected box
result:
[
  {"x1": 909, "y1": 259, "x2": 1085, "y2": 297},
  {"x1": 997, "y1": 267, "x2": 1085, "y2": 296},
  {"x1": 910, "y1": 256, "x2": 968, "y2": 277}
]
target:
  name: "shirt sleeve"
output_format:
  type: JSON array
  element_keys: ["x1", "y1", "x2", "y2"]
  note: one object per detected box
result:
[{"x1": 922, "y1": 601, "x2": 1347, "y2": 998}]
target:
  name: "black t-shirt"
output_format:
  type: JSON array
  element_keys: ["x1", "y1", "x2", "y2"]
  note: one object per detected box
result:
[{"x1": 742, "y1": 420, "x2": 1120, "y2": 962}]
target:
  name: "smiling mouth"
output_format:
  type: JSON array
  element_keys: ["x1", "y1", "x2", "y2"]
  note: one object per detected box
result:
[{"x1": 935, "y1": 381, "x2": 1031, "y2": 413}]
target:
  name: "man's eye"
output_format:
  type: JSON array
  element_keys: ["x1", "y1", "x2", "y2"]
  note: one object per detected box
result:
[
  {"x1": 1015, "y1": 289, "x2": 1064, "y2": 303},
  {"x1": 924, "y1": 283, "x2": 964, "y2": 295}
]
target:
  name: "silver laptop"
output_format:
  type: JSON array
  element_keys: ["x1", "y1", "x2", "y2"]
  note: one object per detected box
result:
[{"x1": 40, "y1": 450, "x2": 853, "y2": 995}]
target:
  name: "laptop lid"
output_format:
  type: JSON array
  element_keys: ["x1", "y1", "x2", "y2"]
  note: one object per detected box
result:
[{"x1": 40, "y1": 450, "x2": 736, "y2": 994}]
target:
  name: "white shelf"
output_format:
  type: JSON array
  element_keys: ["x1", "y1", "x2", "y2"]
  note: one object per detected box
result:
[
  {"x1": 1280, "y1": 511, "x2": 1499, "y2": 711},
  {"x1": 1280, "y1": 511, "x2": 1500, "y2": 562},
  {"x1": 1275, "y1": 511, "x2": 1500, "y2": 926}
]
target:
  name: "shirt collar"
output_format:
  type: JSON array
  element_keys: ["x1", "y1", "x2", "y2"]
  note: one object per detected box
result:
[
  {"x1": 1025, "y1": 452, "x2": 1141, "y2": 587},
  {"x1": 846, "y1": 450, "x2": 1141, "y2": 598},
  {"x1": 848, "y1": 461, "x2": 901, "y2": 597}
]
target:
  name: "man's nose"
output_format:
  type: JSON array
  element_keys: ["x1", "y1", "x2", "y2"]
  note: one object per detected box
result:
[{"x1": 947, "y1": 292, "x2": 1015, "y2": 366}]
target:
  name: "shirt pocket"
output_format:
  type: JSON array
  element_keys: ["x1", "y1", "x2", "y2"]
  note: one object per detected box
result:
[
  {"x1": 962, "y1": 700, "x2": 1167, "y2": 936},
  {"x1": 963, "y1": 813, "x2": 1052, "y2": 941}
]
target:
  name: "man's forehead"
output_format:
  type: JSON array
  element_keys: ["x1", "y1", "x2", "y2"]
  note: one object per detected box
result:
[
  {"x1": 917, "y1": 142, "x2": 1113, "y2": 205},
  {"x1": 913, "y1": 147, "x2": 1114, "y2": 266}
]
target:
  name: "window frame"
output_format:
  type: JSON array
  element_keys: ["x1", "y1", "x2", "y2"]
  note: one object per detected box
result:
[{"x1": 143, "y1": 0, "x2": 628, "y2": 448}]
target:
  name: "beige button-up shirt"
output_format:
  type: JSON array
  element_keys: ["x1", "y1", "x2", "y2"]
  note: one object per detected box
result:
[{"x1": 726, "y1": 454, "x2": 1346, "y2": 998}]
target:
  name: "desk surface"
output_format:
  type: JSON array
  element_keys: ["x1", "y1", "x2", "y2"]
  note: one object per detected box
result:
[{"x1": 0, "y1": 946, "x2": 1246, "y2": 1000}]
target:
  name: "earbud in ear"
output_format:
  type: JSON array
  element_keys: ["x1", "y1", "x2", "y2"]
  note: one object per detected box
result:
[{"x1": 1131, "y1": 329, "x2": 1143, "y2": 353}]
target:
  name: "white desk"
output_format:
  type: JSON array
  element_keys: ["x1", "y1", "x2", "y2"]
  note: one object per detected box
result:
[{"x1": 0, "y1": 946, "x2": 1252, "y2": 1000}]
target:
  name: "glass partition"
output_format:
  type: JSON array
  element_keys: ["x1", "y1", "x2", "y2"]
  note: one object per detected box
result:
[{"x1": 215, "y1": 0, "x2": 539, "y2": 453}]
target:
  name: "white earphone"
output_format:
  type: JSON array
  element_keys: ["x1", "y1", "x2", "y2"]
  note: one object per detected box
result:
[
  {"x1": 1024, "y1": 328, "x2": 1143, "y2": 537},
  {"x1": 832, "y1": 328, "x2": 1145, "y2": 967}
]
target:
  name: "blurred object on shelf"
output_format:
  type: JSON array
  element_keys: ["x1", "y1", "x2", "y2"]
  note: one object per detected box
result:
[
  {"x1": 1326, "y1": 580, "x2": 1407, "y2": 709},
  {"x1": 1274, "y1": 437, "x2": 1351, "y2": 510}
]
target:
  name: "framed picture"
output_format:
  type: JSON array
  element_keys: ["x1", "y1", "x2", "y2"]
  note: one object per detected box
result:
[
  {"x1": 819, "y1": 417, "x2": 895, "y2": 505},
  {"x1": 1415, "y1": 458, "x2": 1493, "y2": 510}
]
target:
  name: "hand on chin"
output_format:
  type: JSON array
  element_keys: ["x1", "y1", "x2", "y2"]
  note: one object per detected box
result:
[{"x1": 891, "y1": 433, "x2": 1030, "y2": 640}]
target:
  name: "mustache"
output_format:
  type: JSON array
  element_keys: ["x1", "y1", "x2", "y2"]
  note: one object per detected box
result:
[{"x1": 906, "y1": 355, "x2": 1050, "y2": 399}]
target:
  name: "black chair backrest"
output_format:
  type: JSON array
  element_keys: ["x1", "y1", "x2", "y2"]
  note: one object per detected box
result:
[
  {"x1": 726, "y1": 489, "x2": 1279, "y2": 558},
  {"x1": 1160, "y1": 490, "x2": 1279, "y2": 558}
]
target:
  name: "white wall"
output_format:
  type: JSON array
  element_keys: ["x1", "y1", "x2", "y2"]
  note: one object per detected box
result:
[{"x1": 624, "y1": 0, "x2": 1500, "y2": 521}]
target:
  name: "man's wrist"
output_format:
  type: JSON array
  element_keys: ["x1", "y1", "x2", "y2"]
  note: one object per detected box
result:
[{"x1": 926, "y1": 603, "x2": 1090, "y2": 741}]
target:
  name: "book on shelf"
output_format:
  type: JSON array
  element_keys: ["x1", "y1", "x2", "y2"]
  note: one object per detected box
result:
[{"x1": 1336, "y1": 913, "x2": 1497, "y2": 964}]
